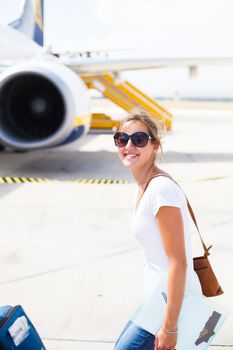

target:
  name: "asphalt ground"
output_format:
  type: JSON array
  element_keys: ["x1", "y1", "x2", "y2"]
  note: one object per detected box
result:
[{"x1": 0, "y1": 100, "x2": 232, "y2": 349}]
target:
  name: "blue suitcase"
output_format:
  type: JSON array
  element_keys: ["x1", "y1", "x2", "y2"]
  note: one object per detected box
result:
[{"x1": 0, "y1": 305, "x2": 46, "y2": 349}]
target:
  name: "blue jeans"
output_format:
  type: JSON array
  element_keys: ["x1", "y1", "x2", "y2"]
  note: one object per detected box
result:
[{"x1": 114, "y1": 320, "x2": 155, "y2": 349}]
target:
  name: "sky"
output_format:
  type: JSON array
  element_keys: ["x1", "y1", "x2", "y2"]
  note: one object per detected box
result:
[{"x1": 1, "y1": 0, "x2": 233, "y2": 99}]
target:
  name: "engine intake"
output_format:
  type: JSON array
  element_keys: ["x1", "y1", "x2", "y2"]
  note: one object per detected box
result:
[
  {"x1": 0, "y1": 73, "x2": 65, "y2": 141},
  {"x1": 0, "y1": 58, "x2": 90, "y2": 150}
]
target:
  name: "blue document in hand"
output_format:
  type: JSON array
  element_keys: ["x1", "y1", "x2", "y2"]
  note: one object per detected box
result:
[{"x1": 130, "y1": 276, "x2": 228, "y2": 349}]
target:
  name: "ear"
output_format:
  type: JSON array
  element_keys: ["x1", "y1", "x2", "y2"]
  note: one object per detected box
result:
[{"x1": 153, "y1": 142, "x2": 160, "y2": 152}]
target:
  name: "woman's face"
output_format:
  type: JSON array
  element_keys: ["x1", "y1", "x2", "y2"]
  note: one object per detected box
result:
[{"x1": 116, "y1": 121, "x2": 158, "y2": 170}]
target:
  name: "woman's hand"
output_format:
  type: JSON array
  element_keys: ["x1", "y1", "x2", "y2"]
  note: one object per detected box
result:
[{"x1": 154, "y1": 327, "x2": 177, "y2": 350}]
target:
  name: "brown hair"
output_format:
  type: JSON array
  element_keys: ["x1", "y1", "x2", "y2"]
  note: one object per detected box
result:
[{"x1": 117, "y1": 109, "x2": 162, "y2": 150}]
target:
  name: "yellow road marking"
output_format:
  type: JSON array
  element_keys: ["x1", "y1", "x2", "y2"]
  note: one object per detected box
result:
[{"x1": 0, "y1": 176, "x2": 129, "y2": 185}]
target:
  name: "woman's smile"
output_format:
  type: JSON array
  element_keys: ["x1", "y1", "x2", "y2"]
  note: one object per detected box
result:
[{"x1": 123, "y1": 152, "x2": 140, "y2": 160}]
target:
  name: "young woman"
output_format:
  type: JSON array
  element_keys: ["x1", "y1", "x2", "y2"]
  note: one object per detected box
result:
[{"x1": 113, "y1": 110, "x2": 202, "y2": 350}]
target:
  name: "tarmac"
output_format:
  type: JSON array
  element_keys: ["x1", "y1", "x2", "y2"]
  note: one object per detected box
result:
[{"x1": 0, "y1": 100, "x2": 232, "y2": 349}]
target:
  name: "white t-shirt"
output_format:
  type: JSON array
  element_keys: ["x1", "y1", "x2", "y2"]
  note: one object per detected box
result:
[{"x1": 132, "y1": 176, "x2": 202, "y2": 294}]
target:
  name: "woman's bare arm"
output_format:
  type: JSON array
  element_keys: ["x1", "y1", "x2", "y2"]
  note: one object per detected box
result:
[{"x1": 155, "y1": 206, "x2": 187, "y2": 349}]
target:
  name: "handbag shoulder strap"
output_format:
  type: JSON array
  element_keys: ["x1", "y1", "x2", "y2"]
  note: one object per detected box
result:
[{"x1": 145, "y1": 174, "x2": 212, "y2": 257}]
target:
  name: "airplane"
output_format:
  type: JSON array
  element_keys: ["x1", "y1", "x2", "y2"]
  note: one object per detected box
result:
[{"x1": 0, "y1": 0, "x2": 233, "y2": 151}]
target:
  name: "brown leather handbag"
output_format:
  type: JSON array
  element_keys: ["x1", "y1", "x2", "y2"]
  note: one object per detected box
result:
[
  {"x1": 186, "y1": 200, "x2": 223, "y2": 297},
  {"x1": 144, "y1": 174, "x2": 224, "y2": 297}
]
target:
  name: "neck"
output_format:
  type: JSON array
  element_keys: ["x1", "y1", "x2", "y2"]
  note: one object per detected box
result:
[{"x1": 131, "y1": 163, "x2": 162, "y2": 188}]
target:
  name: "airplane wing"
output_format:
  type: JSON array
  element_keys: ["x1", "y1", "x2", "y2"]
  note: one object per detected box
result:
[{"x1": 59, "y1": 55, "x2": 233, "y2": 74}]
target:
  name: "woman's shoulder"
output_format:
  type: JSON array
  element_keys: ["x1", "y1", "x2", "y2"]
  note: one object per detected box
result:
[
  {"x1": 143, "y1": 175, "x2": 187, "y2": 214},
  {"x1": 148, "y1": 175, "x2": 184, "y2": 198},
  {"x1": 149, "y1": 175, "x2": 178, "y2": 189}
]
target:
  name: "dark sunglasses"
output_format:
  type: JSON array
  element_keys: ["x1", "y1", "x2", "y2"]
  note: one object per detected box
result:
[{"x1": 113, "y1": 131, "x2": 152, "y2": 148}]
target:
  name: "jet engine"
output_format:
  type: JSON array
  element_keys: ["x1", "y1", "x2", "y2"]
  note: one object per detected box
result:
[{"x1": 0, "y1": 58, "x2": 90, "y2": 150}]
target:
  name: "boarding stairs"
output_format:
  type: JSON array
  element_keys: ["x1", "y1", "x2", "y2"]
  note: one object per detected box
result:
[{"x1": 80, "y1": 73, "x2": 173, "y2": 130}]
